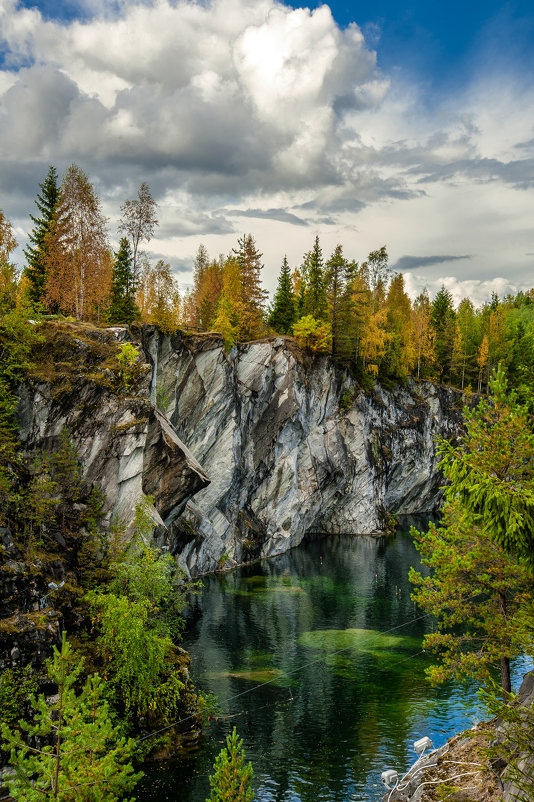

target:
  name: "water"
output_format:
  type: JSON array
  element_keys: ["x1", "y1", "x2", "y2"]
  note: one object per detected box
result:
[{"x1": 139, "y1": 530, "x2": 532, "y2": 801}]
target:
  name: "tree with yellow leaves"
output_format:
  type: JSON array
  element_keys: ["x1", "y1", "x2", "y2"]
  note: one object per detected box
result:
[{"x1": 44, "y1": 165, "x2": 111, "y2": 321}]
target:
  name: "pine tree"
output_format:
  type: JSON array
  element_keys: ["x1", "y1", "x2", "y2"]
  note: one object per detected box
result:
[
  {"x1": 269, "y1": 256, "x2": 296, "y2": 334},
  {"x1": 1, "y1": 634, "x2": 141, "y2": 801},
  {"x1": 206, "y1": 727, "x2": 254, "y2": 802},
  {"x1": 23, "y1": 166, "x2": 60, "y2": 306},
  {"x1": 409, "y1": 501, "x2": 532, "y2": 694},
  {"x1": 109, "y1": 238, "x2": 138, "y2": 324}
]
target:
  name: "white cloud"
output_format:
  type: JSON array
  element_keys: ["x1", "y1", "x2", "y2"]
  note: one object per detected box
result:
[{"x1": 0, "y1": 0, "x2": 533, "y2": 303}]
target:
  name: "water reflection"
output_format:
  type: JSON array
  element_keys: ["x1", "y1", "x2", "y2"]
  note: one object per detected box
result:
[{"x1": 139, "y1": 530, "x2": 531, "y2": 802}]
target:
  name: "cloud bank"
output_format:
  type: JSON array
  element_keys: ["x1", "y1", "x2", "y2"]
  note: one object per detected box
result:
[{"x1": 0, "y1": 0, "x2": 533, "y2": 304}]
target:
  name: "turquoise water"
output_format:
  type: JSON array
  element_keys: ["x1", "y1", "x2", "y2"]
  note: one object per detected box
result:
[{"x1": 139, "y1": 530, "x2": 532, "y2": 801}]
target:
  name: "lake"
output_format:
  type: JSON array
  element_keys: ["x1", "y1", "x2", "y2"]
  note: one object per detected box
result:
[{"x1": 139, "y1": 528, "x2": 531, "y2": 801}]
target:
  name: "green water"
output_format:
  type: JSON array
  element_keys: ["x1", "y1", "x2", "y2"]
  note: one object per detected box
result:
[{"x1": 140, "y1": 530, "x2": 532, "y2": 801}]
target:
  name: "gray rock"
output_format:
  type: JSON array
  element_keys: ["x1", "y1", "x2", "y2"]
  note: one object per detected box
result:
[{"x1": 142, "y1": 329, "x2": 463, "y2": 576}]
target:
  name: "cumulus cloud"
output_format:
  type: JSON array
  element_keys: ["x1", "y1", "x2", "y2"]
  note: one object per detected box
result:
[
  {"x1": 402, "y1": 272, "x2": 532, "y2": 307},
  {"x1": 0, "y1": 0, "x2": 385, "y2": 197},
  {"x1": 0, "y1": 0, "x2": 533, "y2": 297}
]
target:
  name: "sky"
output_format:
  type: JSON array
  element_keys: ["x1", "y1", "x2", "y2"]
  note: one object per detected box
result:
[{"x1": 1, "y1": 0, "x2": 534, "y2": 304}]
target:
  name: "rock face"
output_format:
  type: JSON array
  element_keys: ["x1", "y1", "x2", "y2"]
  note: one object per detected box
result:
[
  {"x1": 16, "y1": 342, "x2": 209, "y2": 539},
  {"x1": 142, "y1": 328, "x2": 463, "y2": 577}
]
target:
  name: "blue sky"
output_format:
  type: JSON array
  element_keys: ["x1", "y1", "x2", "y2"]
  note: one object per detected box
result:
[{"x1": 1, "y1": 0, "x2": 534, "y2": 302}]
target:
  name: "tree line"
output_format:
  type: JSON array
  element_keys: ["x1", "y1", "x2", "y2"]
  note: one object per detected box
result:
[{"x1": 2, "y1": 164, "x2": 534, "y2": 402}]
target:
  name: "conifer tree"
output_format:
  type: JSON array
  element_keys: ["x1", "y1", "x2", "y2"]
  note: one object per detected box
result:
[
  {"x1": 302, "y1": 235, "x2": 327, "y2": 320},
  {"x1": 325, "y1": 244, "x2": 348, "y2": 358},
  {"x1": 206, "y1": 727, "x2": 254, "y2": 802},
  {"x1": 439, "y1": 364, "x2": 534, "y2": 565},
  {"x1": 411, "y1": 291, "x2": 434, "y2": 381},
  {"x1": 269, "y1": 256, "x2": 296, "y2": 334},
  {"x1": 23, "y1": 166, "x2": 60, "y2": 306},
  {"x1": 1, "y1": 634, "x2": 141, "y2": 801},
  {"x1": 431, "y1": 285, "x2": 456, "y2": 382},
  {"x1": 109, "y1": 237, "x2": 138, "y2": 324},
  {"x1": 410, "y1": 501, "x2": 532, "y2": 694},
  {"x1": 233, "y1": 234, "x2": 266, "y2": 340},
  {"x1": 411, "y1": 366, "x2": 534, "y2": 693}
]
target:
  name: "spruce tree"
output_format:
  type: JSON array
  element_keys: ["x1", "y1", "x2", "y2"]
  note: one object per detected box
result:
[
  {"x1": 302, "y1": 235, "x2": 327, "y2": 320},
  {"x1": 269, "y1": 256, "x2": 296, "y2": 334},
  {"x1": 431, "y1": 285, "x2": 456, "y2": 382},
  {"x1": 232, "y1": 234, "x2": 267, "y2": 340},
  {"x1": 109, "y1": 237, "x2": 138, "y2": 324},
  {"x1": 325, "y1": 244, "x2": 348, "y2": 358},
  {"x1": 23, "y1": 165, "x2": 59, "y2": 305},
  {"x1": 206, "y1": 727, "x2": 254, "y2": 802}
]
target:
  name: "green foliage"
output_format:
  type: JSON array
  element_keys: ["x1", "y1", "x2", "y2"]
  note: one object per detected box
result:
[
  {"x1": 86, "y1": 499, "x2": 187, "y2": 723},
  {"x1": 206, "y1": 727, "x2": 254, "y2": 802},
  {"x1": 109, "y1": 238, "x2": 139, "y2": 324},
  {"x1": 409, "y1": 504, "x2": 533, "y2": 689},
  {"x1": 0, "y1": 666, "x2": 38, "y2": 730},
  {"x1": 0, "y1": 634, "x2": 141, "y2": 801},
  {"x1": 0, "y1": 308, "x2": 42, "y2": 523},
  {"x1": 410, "y1": 367, "x2": 534, "y2": 691},
  {"x1": 50, "y1": 428, "x2": 82, "y2": 503},
  {"x1": 339, "y1": 388, "x2": 355, "y2": 412},
  {"x1": 87, "y1": 591, "x2": 180, "y2": 720},
  {"x1": 23, "y1": 166, "x2": 60, "y2": 305},
  {"x1": 116, "y1": 342, "x2": 139, "y2": 392},
  {"x1": 269, "y1": 256, "x2": 296, "y2": 334},
  {"x1": 431, "y1": 285, "x2": 456, "y2": 382},
  {"x1": 480, "y1": 678, "x2": 534, "y2": 802},
  {"x1": 212, "y1": 291, "x2": 239, "y2": 349},
  {"x1": 301, "y1": 235, "x2": 327, "y2": 321},
  {"x1": 438, "y1": 364, "x2": 534, "y2": 564},
  {"x1": 292, "y1": 315, "x2": 332, "y2": 353}
]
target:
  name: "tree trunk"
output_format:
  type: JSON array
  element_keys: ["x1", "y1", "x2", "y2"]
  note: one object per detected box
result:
[
  {"x1": 499, "y1": 591, "x2": 511, "y2": 695},
  {"x1": 500, "y1": 656, "x2": 511, "y2": 696}
]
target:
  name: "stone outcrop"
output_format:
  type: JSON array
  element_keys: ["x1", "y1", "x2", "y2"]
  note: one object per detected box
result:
[
  {"x1": 142, "y1": 328, "x2": 463, "y2": 577},
  {"x1": 16, "y1": 328, "x2": 209, "y2": 539},
  {"x1": 6, "y1": 322, "x2": 463, "y2": 587},
  {"x1": 1, "y1": 324, "x2": 209, "y2": 671}
]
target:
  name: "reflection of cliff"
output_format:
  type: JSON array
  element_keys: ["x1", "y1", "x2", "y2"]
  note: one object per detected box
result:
[
  {"x1": 144, "y1": 328, "x2": 462, "y2": 577},
  {"x1": 179, "y1": 533, "x2": 461, "y2": 802}
]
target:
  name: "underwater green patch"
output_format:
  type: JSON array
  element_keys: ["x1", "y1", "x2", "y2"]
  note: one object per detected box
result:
[
  {"x1": 298, "y1": 628, "x2": 420, "y2": 654},
  {"x1": 206, "y1": 668, "x2": 286, "y2": 683}
]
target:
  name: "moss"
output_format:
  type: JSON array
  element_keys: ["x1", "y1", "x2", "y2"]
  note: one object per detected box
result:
[{"x1": 112, "y1": 418, "x2": 149, "y2": 432}]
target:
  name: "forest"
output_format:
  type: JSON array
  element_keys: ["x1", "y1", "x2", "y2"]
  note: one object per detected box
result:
[
  {"x1": 2, "y1": 163, "x2": 534, "y2": 405},
  {"x1": 1, "y1": 165, "x2": 534, "y2": 801}
]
